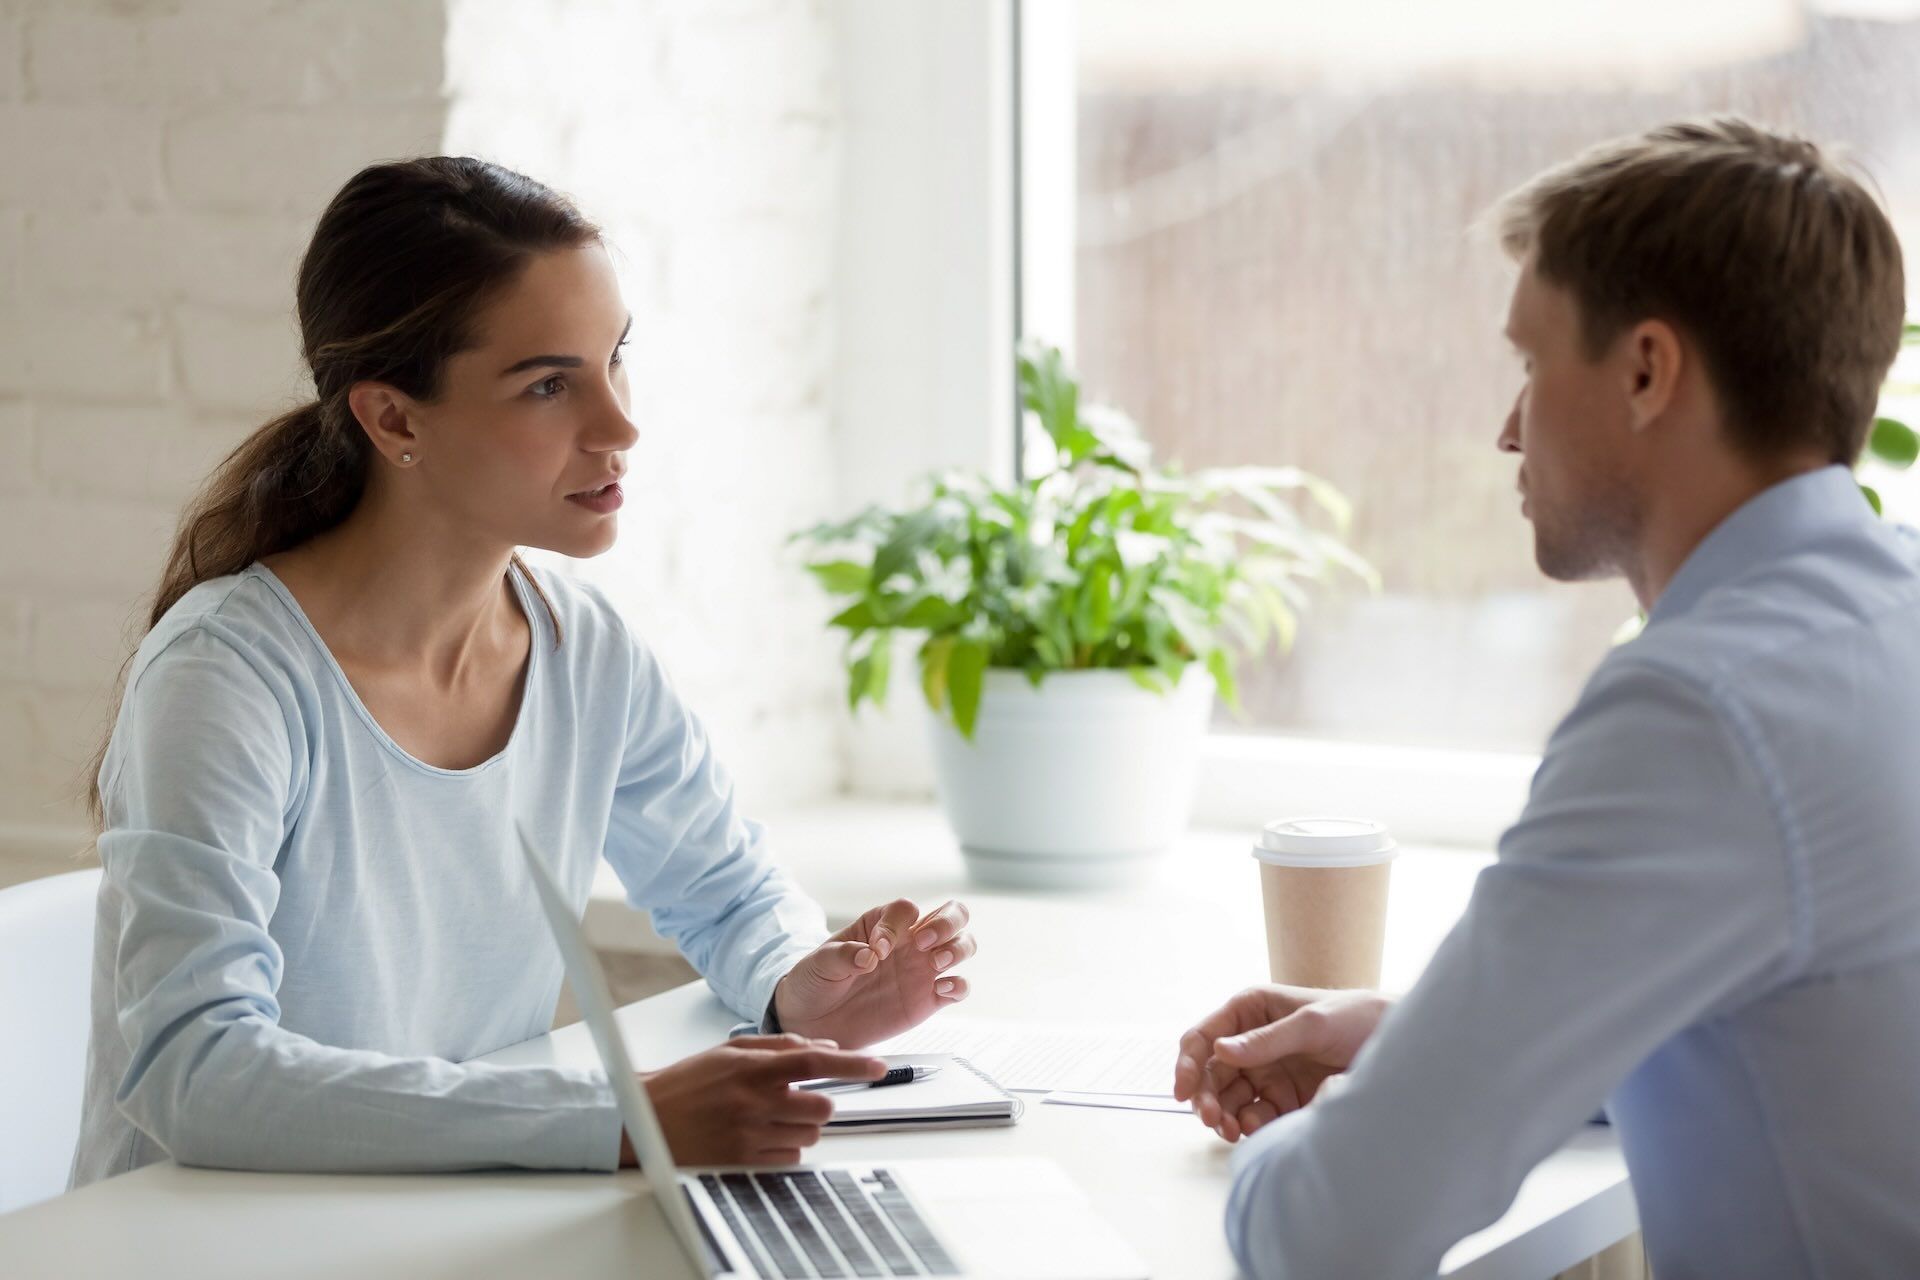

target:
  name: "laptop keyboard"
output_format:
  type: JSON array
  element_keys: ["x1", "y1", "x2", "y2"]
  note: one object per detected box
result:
[{"x1": 693, "y1": 1169, "x2": 960, "y2": 1278}]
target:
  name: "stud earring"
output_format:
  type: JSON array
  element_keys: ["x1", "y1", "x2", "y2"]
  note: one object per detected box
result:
[{"x1": 400, "y1": 452, "x2": 413, "y2": 463}]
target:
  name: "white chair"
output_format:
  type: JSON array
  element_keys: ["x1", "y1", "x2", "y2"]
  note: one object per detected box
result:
[{"x1": 0, "y1": 867, "x2": 101, "y2": 1215}]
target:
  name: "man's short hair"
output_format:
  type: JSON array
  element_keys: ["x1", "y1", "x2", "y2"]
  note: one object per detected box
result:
[{"x1": 1493, "y1": 116, "x2": 1905, "y2": 466}]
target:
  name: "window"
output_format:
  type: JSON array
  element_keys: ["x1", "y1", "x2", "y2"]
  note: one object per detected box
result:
[{"x1": 1022, "y1": 0, "x2": 1920, "y2": 755}]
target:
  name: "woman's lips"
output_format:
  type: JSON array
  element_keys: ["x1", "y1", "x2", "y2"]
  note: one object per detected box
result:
[{"x1": 566, "y1": 481, "x2": 624, "y2": 513}]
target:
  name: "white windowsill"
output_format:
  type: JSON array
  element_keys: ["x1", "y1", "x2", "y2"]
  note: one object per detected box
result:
[{"x1": 1190, "y1": 731, "x2": 1538, "y2": 850}]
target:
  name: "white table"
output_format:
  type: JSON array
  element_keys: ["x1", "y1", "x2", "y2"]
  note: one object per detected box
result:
[{"x1": 0, "y1": 806, "x2": 1637, "y2": 1279}]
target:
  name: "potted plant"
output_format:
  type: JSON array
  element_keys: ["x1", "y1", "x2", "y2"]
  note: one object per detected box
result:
[{"x1": 793, "y1": 342, "x2": 1374, "y2": 887}]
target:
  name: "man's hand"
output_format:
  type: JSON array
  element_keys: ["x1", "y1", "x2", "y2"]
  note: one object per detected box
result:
[
  {"x1": 621, "y1": 1035, "x2": 888, "y2": 1167},
  {"x1": 1172, "y1": 984, "x2": 1392, "y2": 1142},
  {"x1": 772, "y1": 899, "x2": 974, "y2": 1048}
]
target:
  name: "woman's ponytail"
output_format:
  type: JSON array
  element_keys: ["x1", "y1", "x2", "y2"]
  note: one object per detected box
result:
[{"x1": 159, "y1": 400, "x2": 364, "y2": 626}]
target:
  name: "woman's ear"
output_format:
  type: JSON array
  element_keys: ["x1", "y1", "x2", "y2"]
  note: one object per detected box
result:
[{"x1": 346, "y1": 382, "x2": 422, "y2": 467}]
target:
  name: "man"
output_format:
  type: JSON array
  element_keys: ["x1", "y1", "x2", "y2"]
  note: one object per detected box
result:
[{"x1": 1174, "y1": 117, "x2": 1920, "y2": 1278}]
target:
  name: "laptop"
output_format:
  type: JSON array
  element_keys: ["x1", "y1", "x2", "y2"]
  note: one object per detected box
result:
[{"x1": 515, "y1": 823, "x2": 1149, "y2": 1280}]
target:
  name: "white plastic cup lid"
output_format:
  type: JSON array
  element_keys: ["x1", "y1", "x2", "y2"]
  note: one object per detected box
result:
[{"x1": 1252, "y1": 817, "x2": 1398, "y2": 868}]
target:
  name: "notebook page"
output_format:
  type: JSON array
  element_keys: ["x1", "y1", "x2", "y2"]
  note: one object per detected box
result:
[
  {"x1": 824, "y1": 1054, "x2": 1014, "y2": 1123},
  {"x1": 869, "y1": 1018, "x2": 1181, "y2": 1096}
]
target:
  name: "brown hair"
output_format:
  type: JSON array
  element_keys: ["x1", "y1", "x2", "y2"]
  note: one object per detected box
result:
[
  {"x1": 1492, "y1": 115, "x2": 1905, "y2": 466},
  {"x1": 85, "y1": 156, "x2": 600, "y2": 830}
]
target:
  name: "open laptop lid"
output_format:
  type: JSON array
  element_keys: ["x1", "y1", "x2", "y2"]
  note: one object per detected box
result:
[{"x1": 514, "y1": 822, "x2": 716, "y2": 1276}]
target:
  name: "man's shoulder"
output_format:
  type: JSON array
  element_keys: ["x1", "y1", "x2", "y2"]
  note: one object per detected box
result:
[{"x1": 1634, "y1": 521, "x2": 1920, "y2": 691}]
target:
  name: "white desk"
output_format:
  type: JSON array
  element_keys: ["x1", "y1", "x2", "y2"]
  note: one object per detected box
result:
[{"x1": 0, "y1": 807, "x2": 1637, "y2": 1279}]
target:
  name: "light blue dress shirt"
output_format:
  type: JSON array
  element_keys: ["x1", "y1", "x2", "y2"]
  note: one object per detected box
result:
[
  {"x1": 1226, "y1": 465, "x2": 1920, "y2": 1278},
  {"x1": 68, "y1": 561, "x2": 828, "y2": 1187}
]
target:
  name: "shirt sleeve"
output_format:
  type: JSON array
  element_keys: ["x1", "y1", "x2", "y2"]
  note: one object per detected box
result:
[
  {"x1": 101, "y1": 627, "x2": 623, "y2": 1175},
  {"x1": 600, "y1": 631, "x2": 829, "y2": 1024},
  {"x1": 1223, "y1": 658, "x2": 1799, "y2": 1279}
]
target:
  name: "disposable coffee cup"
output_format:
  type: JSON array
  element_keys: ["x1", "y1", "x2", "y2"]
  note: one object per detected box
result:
[{"x1": 1253, "y1": 817, "x2": 1398, "y2": 990}]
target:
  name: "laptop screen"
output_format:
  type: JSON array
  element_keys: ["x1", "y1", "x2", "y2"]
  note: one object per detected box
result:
[{"x1": 515, "y1": 822, "x2": 716, "y2": 1274}]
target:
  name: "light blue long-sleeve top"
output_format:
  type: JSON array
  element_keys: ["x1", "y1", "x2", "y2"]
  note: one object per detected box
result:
[
  {"x1": 68, "y1": 559, "x2": 828, "y2": 1187},
  {"x1": 1226, "y1": 465, "x2": 1920, "y2": 1278}
]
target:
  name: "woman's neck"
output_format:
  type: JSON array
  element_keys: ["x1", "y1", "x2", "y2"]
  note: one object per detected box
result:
[{"x1": 264, "y1": 488, "x2": 526, "y2": 685}]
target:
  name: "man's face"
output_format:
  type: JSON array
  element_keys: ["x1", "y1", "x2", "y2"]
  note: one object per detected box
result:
[{"x1": 1497, "y1": 255, "x2": 1643, "y2": 582}]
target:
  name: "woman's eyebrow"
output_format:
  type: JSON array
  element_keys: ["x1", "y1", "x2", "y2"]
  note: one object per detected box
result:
[
  {"x1": 499, "y1": 316, "x2": 632, "y2": 377},
  {"x1": 500, "y1": 352, "x2": 583, "y2": 376}
]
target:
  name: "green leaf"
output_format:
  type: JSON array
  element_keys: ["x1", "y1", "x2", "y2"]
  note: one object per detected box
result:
[
  {"x1": 845, "y1": 632, "x2": 894, "y2": 711},
  {"x1": 895, "y1": 595, "x2": 965, "y2": 632},
  {"x1": 1018, "y1": 343, "x2": 1099, "y2": 462},
  {"x1": 870, "y1": 508, "x2": 947, "y2": 585},
  {"x1": 1046, "y1": 612, "x2": 1075, "y2": 670},
  {"x1": 864, "y1": 632, "x2": 892, "y2": 705},
  {"x1": 791, "y1": 505, "x2": 889, "y2": 546},
  {"x1": 1205, "y1": 647, "x2": 1240, "y2": 714},
  {"x1": 919, "y1": 635, "x2": 954, "y2": 712},
  {"x1": 1127, "y1": 667, "x2": 1170, "y2": 694},
  {"x1": 1114, "y1": 566, "x2": 1153, "y2": 620},
  {"x1": 828, "y1": 599, "x2": 880, "y2": 632},
  {"x1": 1065, "y1": 502, "x2": 1101, "y2": 558},
  {"x1": 947, "y1": 639, "x2": 989, "y2": 739},
  {"x1": 1102, "y1": 487, "x2": 1143, "y2": 523},
  {"x1": 1256, "y1": 582, "x2": 1298, "y2": 651},
  {"x1": 1868, "y1": 417, "x2": 1919, "y2": 469},
  {"x1": 1079, "y1": 405, "x2": 1152, "y2": 473},
  {"x1": 1862, "y1": 482, "x2": 1884, "y2": 515},
  {"x1": 1073, "y1": 561, "x2": 1116, "y2": 645},
  {"x1": 1150, "y1": 587, "x2": 1215, "y2": 658},
  {"x1": 806, "y1": 560, "x2": 871, "y2": 594},
  {"x1": 1033, "y1": 631, "x2": 1067, "y2": 669}
]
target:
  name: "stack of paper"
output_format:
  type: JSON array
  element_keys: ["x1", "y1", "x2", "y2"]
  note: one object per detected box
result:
[{"x1": 869, "y1": 1018, "x2": 1192, "y2": 1113}]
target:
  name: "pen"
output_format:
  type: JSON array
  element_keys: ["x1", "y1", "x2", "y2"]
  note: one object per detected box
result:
[{"x1": 799, "y1": 1065, "x2": 942, "y2": 1092}]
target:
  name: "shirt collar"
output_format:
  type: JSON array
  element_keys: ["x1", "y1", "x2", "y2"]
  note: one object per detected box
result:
[{"x1": 1648, "y1": 464, "x2": 1873, "y2": 626}]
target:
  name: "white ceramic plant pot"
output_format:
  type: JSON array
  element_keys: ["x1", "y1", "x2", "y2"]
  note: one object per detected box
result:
[{"x1": 928, "y1": 666, "x2": 1214, "y2": 889}]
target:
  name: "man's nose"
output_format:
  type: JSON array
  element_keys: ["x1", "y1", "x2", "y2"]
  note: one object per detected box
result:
[{"x1": 1497, "y1": 396, "x2": 1522, "y2": 454}]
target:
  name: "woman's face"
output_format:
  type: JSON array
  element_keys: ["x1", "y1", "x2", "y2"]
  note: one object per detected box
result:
[{"x1": 402, "y1": 242, "x2": 638, "y2": 560}]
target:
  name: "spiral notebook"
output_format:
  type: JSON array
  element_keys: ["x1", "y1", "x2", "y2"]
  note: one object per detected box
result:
[{"x1": 822, "y1": 1053, "x2": 1023, "y2": 1133}]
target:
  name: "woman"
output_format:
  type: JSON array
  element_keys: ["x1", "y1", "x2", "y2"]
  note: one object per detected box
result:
[{"x1": 68, "y1": 157, "x2": 975, "y2": 1186}]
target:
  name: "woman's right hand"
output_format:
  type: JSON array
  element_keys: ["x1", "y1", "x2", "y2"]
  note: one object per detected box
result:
[{"x1": 618, "y1": 1035, "x2": 888, "y2": 1167}]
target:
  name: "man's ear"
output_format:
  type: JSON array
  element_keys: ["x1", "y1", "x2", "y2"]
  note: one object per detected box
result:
[
  {"x1": 1624, "y1": 319, "x2": 1683, "y2": 434},
  {"x1": 346, "y1": 381, "x2": 422, "y2": 466}
]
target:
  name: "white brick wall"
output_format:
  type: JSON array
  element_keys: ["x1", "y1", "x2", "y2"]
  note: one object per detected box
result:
[
  {"x1": 0, "y1": 0, "x2": 847, "y2": 844},
  {"x1": 0, "y1": 0, "x2": 447, "y2": 841}
]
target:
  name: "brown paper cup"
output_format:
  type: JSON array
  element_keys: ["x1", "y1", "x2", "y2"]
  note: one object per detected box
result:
[{"x1": 1254, "y1": 818, "x2": 1397, "y2": 990}]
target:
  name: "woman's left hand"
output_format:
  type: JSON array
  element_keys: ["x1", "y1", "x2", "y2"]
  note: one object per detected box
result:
[{"x1": 772, "y1": 899, "x2": 975, "y2": 1048}]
